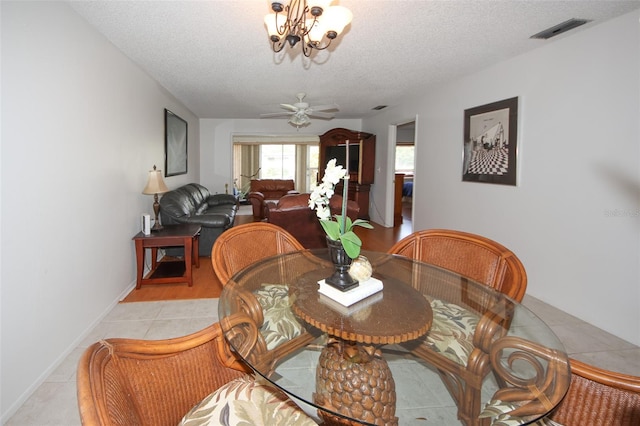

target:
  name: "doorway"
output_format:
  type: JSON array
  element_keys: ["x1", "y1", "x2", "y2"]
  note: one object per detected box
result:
[{"x1": 394, "y1": 121, "x2": 415, "y2": 231}]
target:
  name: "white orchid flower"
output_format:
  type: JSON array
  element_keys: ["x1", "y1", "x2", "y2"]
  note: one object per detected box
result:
[
  {"x1": 308, "y1": 158, "x2": 372, "y2": 259},
  {"x1": 315, "y1": 205, "x2": 331, "y2": 220}
]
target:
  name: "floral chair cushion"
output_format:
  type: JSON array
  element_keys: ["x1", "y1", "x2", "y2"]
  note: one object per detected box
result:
[
  {"x1": 254, "y1": 284, "x2": 306, "y2": 350},
  {"x1": 423, "y1": 298, "x2": 480, "y2": 366},
  {"x1": 479, "y1": 398, "x2": 564, "y2": 426},
  {"x1": 178, "y1": 375, "x2": 317, "y2": 426}
]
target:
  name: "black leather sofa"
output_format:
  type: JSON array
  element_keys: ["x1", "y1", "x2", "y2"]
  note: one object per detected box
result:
[{"x1": 159, "y1": 183, "x2": 237, "y2": 256}]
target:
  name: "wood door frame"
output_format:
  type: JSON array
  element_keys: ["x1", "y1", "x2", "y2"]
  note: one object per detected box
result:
[{"x1": 387, "y1": 119, "x2": 416, "y2": 230}]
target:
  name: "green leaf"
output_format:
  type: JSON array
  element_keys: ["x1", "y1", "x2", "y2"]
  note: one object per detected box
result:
[
  {"x1": 320, "y1": 220, "x2": 341, "y2": 241},
  {"x1": 340, "y1": 231, "x2": 362, "y2": 259},
  {"x1": 352, "y1": 219, "x2": 374, "y2": 229}
]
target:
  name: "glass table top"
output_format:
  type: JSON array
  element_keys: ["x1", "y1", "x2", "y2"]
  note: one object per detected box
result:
[{"x1": 219, "y1": 250, "x2": 569, "y2": 426}]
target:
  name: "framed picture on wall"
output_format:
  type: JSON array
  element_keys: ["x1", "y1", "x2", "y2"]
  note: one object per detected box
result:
[
  {"x1": 164, "y1": 109, "x2": 188, "y2": 177},
  {"x1": 462, "y1": 97, "x2": 518, "y2": 186}
]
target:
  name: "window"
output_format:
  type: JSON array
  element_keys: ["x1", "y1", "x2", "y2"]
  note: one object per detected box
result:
[
  {"x1": 308, "y1": 145, "x2": 319, "y2": 189},
  {"x1": 261, "y1": 145, "x2": 296, "y2": 179},
  {"x1": 395, "y1": 145, "x2": 415, "y2": 174},
  {"x1": 232, "y1": 135, "x2": 320, "y2": 195}
]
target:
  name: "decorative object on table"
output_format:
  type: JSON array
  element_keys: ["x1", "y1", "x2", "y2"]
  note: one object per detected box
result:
[
  {"x1": 164, "y1": 108, "x2": 187, "y2": 177},
  {"x1": 142, "y1": 165, "x2": 169, "y2": 231},
  {"x1": 462, "y1": 97, "x2": 518, "y2": 186},
  {"x1": 309, "y1": 152, "x2": 373, "y2": 291},
  {"x1": 349, "y1": 255, "x2": 372, "y2": 282},
  {"x1": 324, "y1": 236, "x2": 357, "y2": 291},
  {"x1": 317, "y1": 276, "x2": 383, "y2": 307},
  {"x1": 318, "y1": 292, "x2": 381, "y2": 318},
  {"x1": 264, "y1": 1, "x2": 353, "y2": 58}
]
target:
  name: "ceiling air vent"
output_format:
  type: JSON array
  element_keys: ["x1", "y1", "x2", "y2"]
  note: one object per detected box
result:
[{"x1": 530, "y1": 18, "x2": 591, "y2": 40}]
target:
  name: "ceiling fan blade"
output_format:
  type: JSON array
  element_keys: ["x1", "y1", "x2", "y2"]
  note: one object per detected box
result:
[
  {"x1": 307, "y1": 111, "x2": 335, "y2": 119},
  {"x1": 280, "y1": 103, "x2": 298, "y2": 112},
  {"x1": 260, "y1": 112, "x2": 293, "y2": 118},
  {"x1": 309, "y1": 104, "x2": 338, "y2": 112}
]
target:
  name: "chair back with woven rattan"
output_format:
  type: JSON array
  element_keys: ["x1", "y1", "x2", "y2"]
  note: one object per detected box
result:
[
  {"x1": 387, "y1": 228, "x2": 527, "y2": 302},
  {"x1": 77, "y1": 322, "x2": 250, "y2": 426},
  {"x1": 548, "y1": 358, "x2": 640, "y2": 425},
  {"x1": 388, "y1": 228, "x2": 528, "y2": 425},
  {"x1": 212, "y1": 222, "x2": 305, "y2": 285}
]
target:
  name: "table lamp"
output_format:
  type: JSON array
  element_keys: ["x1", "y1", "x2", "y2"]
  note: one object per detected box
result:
[{"x1": 142, "y1": 165, "x2": 169, "y2": 231}]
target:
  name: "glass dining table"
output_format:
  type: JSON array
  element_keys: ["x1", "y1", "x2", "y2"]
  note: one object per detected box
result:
[{"x1": 218, "y1": 250, "x2": 570, "y2": 426}]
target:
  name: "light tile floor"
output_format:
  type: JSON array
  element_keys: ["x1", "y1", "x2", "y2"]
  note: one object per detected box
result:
[{"x1": 6, "y1": 296, "x2": 640, "y2": 425}]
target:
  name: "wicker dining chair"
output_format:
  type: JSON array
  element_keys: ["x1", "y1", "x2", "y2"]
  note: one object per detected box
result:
[
  {"x1": 388, "y1": 228, "x2": 527, "y2": 302},
  {"x1": 546, "y1": 358, "x2": 640, "y2": 425},
  {"x1": 211, "y1": 222, "x2": 316, "y2": 373},
  {"x1": 77, "y1": 322, "x2": 249, "y2": 425},
  {"x1": 212, "y1": 222, "x2": 306, "y2": 285},
  {"x1": 77, "y1": 321, "x2": 317, "y2": 426},
  {"x1": 388, "y1": 228, "x2": 528, "y2": 426}
]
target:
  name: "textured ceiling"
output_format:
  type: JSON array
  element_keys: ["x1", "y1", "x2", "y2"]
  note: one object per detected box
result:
[{"x1": 69, "y1": 1, "x2": 639, "y2": 120}]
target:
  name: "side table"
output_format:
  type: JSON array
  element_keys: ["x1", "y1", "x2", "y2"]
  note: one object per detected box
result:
[{"x1": 132, "y1": 224, "x2": 201, "y2": 289}]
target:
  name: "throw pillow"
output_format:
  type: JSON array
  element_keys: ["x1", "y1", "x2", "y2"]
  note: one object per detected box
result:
[{"x1": 178, "y1": 375, "x2": 317, "y2": 426}]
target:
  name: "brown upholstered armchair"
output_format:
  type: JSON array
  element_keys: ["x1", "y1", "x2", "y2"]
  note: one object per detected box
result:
[
  {"x1": 265, "y1": 193, "x2": 360, "y2": 249},
  {"x1": 247, "y1": 179, "x2": 297, "y2": 219}
]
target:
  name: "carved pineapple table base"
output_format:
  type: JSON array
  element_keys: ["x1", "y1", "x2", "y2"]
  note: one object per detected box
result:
[{"x1": 314, "y1": 339, "x2": 398, "y2": 426}]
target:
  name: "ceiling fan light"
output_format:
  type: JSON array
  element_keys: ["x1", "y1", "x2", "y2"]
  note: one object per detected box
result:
[
  {"x1": 289, "y1": 113, "x2": 310, "y2": 127},
  {"x1": 322, "y1": 6, "x2": 352, "y2": 35}
]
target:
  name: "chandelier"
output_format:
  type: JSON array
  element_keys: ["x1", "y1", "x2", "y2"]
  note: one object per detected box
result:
[{"x1": 264, "y1": 1, "x2": 353, "y2": 57}]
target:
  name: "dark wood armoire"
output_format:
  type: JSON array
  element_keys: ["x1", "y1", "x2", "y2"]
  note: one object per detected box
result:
[{"x1": 319, "y1": 128, "x2": 375, "y2": 220}]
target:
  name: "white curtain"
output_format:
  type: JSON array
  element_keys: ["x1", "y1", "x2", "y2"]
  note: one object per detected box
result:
[{"x1": 232, "y1": 135, "x2": 320, "y2": 193}]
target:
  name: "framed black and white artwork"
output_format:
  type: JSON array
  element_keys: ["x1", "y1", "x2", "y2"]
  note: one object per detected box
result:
[
  {"x1": 164, "y1": 109, "x2": 188, "y2": 177},
  {"x1": 462, "y1": 97, "x2": 518, "y2": 186}
]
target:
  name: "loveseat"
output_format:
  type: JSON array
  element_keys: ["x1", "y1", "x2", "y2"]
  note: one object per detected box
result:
[
  {"x1": 265, "y1": 193, "x2": 359, "y2": 249},
  {"x1": 159, "y1": 183, "x2": 237, "y2": 256},
  {"x1": 247, "y1": 179, "x2": 297, "y2": 220}
]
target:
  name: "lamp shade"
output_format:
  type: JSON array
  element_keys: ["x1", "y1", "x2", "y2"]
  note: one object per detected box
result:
[
  {"x1": 322, "y1": 5, "x2": 352, "y2": 35},
  {"x1": 307, "y1": 0, "x2": 332, "y2": 12},
  {"x1": 264, "y1": 13, "x2": 280, "y2": 38},
  {"x1": 306, "y1": 18, "x2": 326, "y2": 43},
  {"x1": 142, "y1": 166, "x2": 169, "y2": 195}
]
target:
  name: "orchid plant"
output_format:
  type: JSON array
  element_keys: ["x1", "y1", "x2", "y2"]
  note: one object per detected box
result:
[{"x1": 309, "y1": 159, "x2": 373, "y2": 259}]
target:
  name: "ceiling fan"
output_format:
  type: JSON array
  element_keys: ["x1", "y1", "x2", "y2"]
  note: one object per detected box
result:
[{"x1": 260, "y1": 93, "x2": 338, "y2": 128}]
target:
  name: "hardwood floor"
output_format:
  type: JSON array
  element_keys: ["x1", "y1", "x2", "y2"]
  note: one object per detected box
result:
[{"x1": 121, "y1": 211, "x2": 412, "y2": 303}]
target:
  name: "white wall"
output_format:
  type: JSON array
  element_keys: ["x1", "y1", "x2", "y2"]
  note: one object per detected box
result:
[
  {"x1": 199, "y1": 118, "x2": 362, "y2": 194},
  {"x1": 1, "y1": 2, "x2": 637, "y2": 421},
  {"x1": 0, "y1": 2, "x2": 200, "y2": 420},
  {"x1": 364, "y1": 10, "x2": 640, "y2": 346}
]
